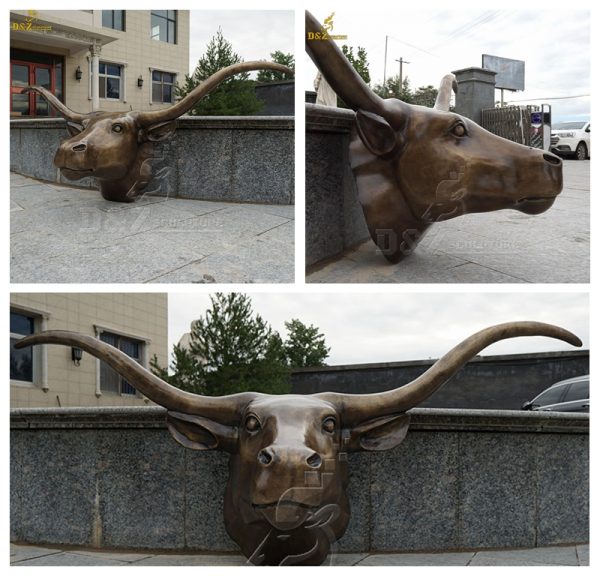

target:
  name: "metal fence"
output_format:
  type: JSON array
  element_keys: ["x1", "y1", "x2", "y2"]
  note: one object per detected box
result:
[{"x1": 481, "y1": 105, "x2": 540, "y2": 146}]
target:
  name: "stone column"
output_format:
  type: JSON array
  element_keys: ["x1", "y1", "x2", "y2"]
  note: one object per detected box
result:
[
  {"x1": 90, "y1": 41, "x2": 102, "y2": 111},
  {"x1": 452, "y1": 67, "x2": 496, "y2": 125}
]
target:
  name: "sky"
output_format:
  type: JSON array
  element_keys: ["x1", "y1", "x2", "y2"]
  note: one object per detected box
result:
[
  {"x1": 303, "y1": 7, "x2": 590, "y2": 123},
  {"x1": 168, "y1": 292, "x2": 589, "y2": 367},
  {"x1": 188, "y1": 10, "x2": 294, "y2": 79}
]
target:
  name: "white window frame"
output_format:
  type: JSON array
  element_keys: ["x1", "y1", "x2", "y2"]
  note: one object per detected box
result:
[
  {"x1": 150, "y1": 10, "x2": 177, "y2": 44},
  {"x1": 148, "y1": 67, "x2": 177, "y2": 105},
  {"x1": 88, "y1": 58, "x2": 128, "y2": 103},
  {"x1": 10, "y1": 305, "x2": 50, "y2": 390},
  {"x1": 94, "y1": 324, "x2": 150, "y2": 398}
]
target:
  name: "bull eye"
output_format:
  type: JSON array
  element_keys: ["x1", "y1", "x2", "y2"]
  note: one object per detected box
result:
[
  {"x1": 451, "y1": 123, "x2": 467, "y2": 138},
  {"x1": 112, "y1": 123, "x2": 123, "y2": 133},
  {"x1": 322, "y1": 417, "x2": 336, "y2": 434},
  {"x1": 245, "y1": 415, "x2": 261, "y2": 433}
]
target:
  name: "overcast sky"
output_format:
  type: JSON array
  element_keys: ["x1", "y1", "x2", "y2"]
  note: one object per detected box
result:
[
  {"x1": 168, "y1": 292, "x2": 589, "y2": 366},
  {"x1": 303, "y1": 7, "x2": 590, "y2": 123},
  {"x1": 186, "y1": 9, "x2": 588, "y2": 121},
  {"x1": 188, "y1": 10, "x2": 294, "y2": 79}
]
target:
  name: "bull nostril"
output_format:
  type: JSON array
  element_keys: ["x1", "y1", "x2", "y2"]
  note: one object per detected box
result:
[
  {"x1": 257, "y1": 449, "x2": 273, "y2": 466},
  {"x1": 72, "y1": 143, "x2": 87, "y2": 152},
  {"x1": 306, "y1": 453, "x2": 322, "y2": 468},
  {"x1": 543, "y1": 153, "x2": 561, "y2": 166}
]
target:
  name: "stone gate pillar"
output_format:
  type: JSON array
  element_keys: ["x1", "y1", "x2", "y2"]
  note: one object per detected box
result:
[{"x1": 452, "y1": 67, "x2": 496, "y2": 125}]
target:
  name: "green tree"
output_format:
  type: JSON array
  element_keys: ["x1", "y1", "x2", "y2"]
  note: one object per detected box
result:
[
  {"x1": 256, "y1": 51, "x2": 295, "y2": 83},
  {"x1": 284, "y1": 319, "x2": 330, "y2": 368},
  {"x1": 175, "y1": 27, "x2": 262, "y2": 116},
  {"x1": 151, "y1": 293, "x2": 290, "y2": 396},
  {"x1": 374, "y1": 75, "x2": 412, "y2": 102},
  {"x1": 412, "y1": 84, "x2": 438, "y2": 108},
  {"x1": 338, "y1": 45, "x2": 371, "y2": 108},
  {"x1": 341, "y1": 45, "x2": 371, "y2": 84}
]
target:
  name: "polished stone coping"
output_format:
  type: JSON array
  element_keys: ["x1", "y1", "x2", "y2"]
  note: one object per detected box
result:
[
  {"x1": 305, "y1": 103, "x2": 354, "y2": 133},
  {"x1": 10, "y1": 406, "x2": 588, "y2": 434},
  {"x1": 292, "y1": 349, "x2": 590, "y2": 373},
  {"x1": 10, "y1": 116, "x2": 294, "y2": 131}
]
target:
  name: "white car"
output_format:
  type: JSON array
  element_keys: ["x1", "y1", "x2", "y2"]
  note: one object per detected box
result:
[{"x1": 551, "y1": 121, "x2": 590, "y2": 160}]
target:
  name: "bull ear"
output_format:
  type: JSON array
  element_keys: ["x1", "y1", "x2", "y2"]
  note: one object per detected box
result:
[
  {"x1": 66, "y1": 121, "x2": 84, "y2": 137},
  {"x1": 166, "y1": 411, "x2": 238, "y2": 453},
  {"x1": 344, "y1": 413, "x2": 410, "y2": 452},
  {"x1": 355, "y1": 110, "x2": 397, "y2": 156},
  {"x1": 140, "y1": 121, "x2": 177, "y2": 143}
]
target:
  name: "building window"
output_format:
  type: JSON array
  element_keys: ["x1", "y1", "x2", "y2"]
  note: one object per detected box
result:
[
  {"x1": 10, "y1": 311, "x2": 36, "y2": 383},
  {"x1": 99, "y1": 332, "x2": 143, "y2": 396},
  {"x1": 152, "y1": 70, "x2": 175, "y2": 103},
  {"x1": 151, "y1": 10, "x2": 177, "y2": 44},
  {"x1": 99, "y1": 62, "x2": 122, "y2": 100},
  {"x1": 102, "y1": 10, "x2": 125, "y2": 31}
]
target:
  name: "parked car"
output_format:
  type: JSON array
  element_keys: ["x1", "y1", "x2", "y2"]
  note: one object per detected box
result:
[
  {"x1": 550, "y1": 121, "x2": 590, "y2": 160},
  {"x1": 522, "y1": 375, "x2": 589, "y2": 413}
]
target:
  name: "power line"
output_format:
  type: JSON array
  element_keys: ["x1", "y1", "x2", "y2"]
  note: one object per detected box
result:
[
  {"x1": 507, "y1": 94, "x2": 590, "y2": 103},
  {"x1": 386, "y1": 34, "x2": 440, "y2": 58}
]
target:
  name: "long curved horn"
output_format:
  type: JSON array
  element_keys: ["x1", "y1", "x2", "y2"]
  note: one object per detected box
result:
[
  {"x1": 434, "y1": 73, "x2": 457, "y2": 111},
  {"x1": 14, "y1": 331, "x2": 257, "y2": 423},
  {"x1": 305, "y1": 10, "x2": 384, "y2": 114},
  {"x1": 135, "y1": 61, "x2": 293, "y2": 126},
  {"x1": 25, "y1": 86, "x2": 88, "y2": 123},
  {"x1": 317, "y1": 322, "x2": 582, "y2": 425}
]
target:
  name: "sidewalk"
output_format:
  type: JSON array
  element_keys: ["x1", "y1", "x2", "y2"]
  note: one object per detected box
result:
[
  {"x1": 10, "y1": 542, "x2": 589, "y2": 566},
  {"x1": 307, "y1": 160, "x2": 589, "y2": 283},
  {"x1": 10, "y1": 173, "x2": 294, "y2": 284}
]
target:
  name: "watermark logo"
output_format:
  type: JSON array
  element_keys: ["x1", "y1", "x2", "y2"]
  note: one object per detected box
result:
[
  {"x1": 307, "y1": 12, "x2": 348, "y2": 41},
  {"x1": 10, "y1": 10, "x2": 52, "y2": 32}
]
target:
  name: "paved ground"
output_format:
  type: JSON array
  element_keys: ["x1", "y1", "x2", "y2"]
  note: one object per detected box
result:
[
  {"x1": 307, "y1": 160, "x2": 589, "y2": 283},
  {"x1": 10, "y1": 173, "x2": 294, "y2": 283},
  {"x1": 10, "y1": 543, "x2": 589, "y2": 566}
]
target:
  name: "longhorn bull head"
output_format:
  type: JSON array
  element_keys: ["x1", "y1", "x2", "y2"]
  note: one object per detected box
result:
[
  {"x1": 305, "y1": 11, "x2": 563, "y2": 262},
  {"x1": 27, "y1": 61, "x2": 292, "y2": 202},
  {"x1": 15, "y1": 321, "x2": 580, "y2": 565}
]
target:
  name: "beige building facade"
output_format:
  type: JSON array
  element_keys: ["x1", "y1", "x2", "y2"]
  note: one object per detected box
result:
[
  {"x1": 10, "y1": 10, "x2": 189, "y2": 116},
  {"x1": 10, "y1": 293, "x2": 168, "y2": 408}
]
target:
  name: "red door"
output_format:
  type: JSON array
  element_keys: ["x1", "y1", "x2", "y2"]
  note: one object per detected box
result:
[{"x1": 10, "y1": 60, "x2": 54, "y2": 117}]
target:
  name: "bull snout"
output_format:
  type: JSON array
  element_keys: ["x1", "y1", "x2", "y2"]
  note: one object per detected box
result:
[
  {"x1": 258, "y1": 446, "x2": 322, "y2": 469},
  {"x1": 71, "y1": 141, "x2": 87, "y2": 152},
  {"x1": 543, "y1": 151, "x2": 562, "y2": 166}
]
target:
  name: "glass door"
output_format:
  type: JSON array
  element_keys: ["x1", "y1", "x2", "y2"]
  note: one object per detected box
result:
[
  {"x1": 10, "y1": 60, "x2": 54, "y2": 117},
  {"x1": 10, "y1": 62, "x2": 30, "y2": 116},
  {"x1": 33, "y1": 65, "x2": 52, "y2": 116}
]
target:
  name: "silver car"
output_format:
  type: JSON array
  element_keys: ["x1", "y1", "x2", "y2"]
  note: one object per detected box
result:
[{"x1": 522, "y1": 375, "x2": 589, "y2": 413}]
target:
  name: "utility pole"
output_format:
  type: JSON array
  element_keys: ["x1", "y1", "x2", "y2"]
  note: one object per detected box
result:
[
  {"x1": 395, "y1": 57, "x2": 410, "y2": 95},
  {"x1": 383, "y1": 35, "x2": 388, "y2": 86}
]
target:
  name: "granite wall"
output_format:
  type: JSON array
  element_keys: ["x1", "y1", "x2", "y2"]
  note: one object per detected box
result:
[
  {"x1": 11, "y1": 407, "x2": 588, "y2": 554},
  {"x1": 255, "y1": 81, "x2": 294, "y2": 116},
  {"x1": 305, "y1": 104, "x2": 369, "y2": 267},
  {"x1": 292, "y1": 350, "x2": 590, "y2": 410},
  {"x1": 10, "y1": 116, "x2": 294, "y2": 205}
]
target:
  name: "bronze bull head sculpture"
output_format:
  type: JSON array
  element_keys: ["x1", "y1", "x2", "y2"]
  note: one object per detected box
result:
[
  {"x1": 305, "y1": 11, "x2": 563, "y2": 262},
  {"x1": 27, "y1": 61, "x2": 291, "y2": 202},
  {"x1": 16, "y1": 321, "x2": 581, "y2": 565}
]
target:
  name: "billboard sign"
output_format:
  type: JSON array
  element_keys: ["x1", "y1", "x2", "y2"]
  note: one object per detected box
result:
[{"x1": 482, "y1": 54, "x2": 525, "y2": 91}]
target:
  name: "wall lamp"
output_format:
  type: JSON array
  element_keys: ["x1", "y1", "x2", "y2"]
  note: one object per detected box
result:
[
  {"x1": 75, "y1": 66, "x2": 82, "y2": 81},
  {"x1": 71, "y1": 347, "x2": 83, "y2": 366},
  {"x1": 137, "y1": 75, "x2": 144, "y2": 88}
]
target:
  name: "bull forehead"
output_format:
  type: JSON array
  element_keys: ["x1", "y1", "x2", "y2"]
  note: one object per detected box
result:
[
  {"x1": 81, "y1": 112, "x2": 136, "y2": 129},
  {"x1": 247, "y1": 396, "x2": 337, "y2": 430},
  {"x1": 407, "y1": 106, "x2": 464, "y2": 136}
]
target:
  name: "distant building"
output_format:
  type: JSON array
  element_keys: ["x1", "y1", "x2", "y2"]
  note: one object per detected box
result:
[
  {"x1": 10, "y1": 293, "x2": 168, "y2": 408},
  {"x1": 9, "y1": 9, "x2": 189, "y2": 116}
]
